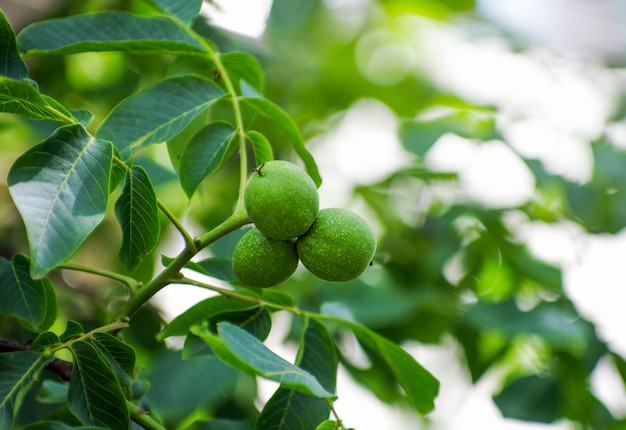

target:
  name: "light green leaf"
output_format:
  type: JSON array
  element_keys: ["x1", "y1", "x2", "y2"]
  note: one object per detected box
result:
[
  {"x1": 157, "y1": 296, "x2": 259, "y2": 340},
  {"x1": 115, "y1": 166, "x2": 160, "y2": 273},
  {"x1": 184, "y1": 258, "x2": 237, "y2": 282},
  {"x1": 96, "y1": 74, "x2": 224, "y2": 159},
  {"x1": 180, "y1": 121, "x2": 236, "y2": 197},
  {"x1": 256, "y1": 319, "x2": 337, "y2": 429},
  {"x1": 68, "y1": 341, "x2": 129, "y2": 428},
  {"x1": 0, "y1": 254, "x2": 56, "y2": 331},
  {"x1": 191, "y1": 322, "x2": 334, "y2": 398},
  {"x1": 242, "y1": 97, "x2": 321, "y2": 187},
  {"x1": 17, "y1": 11, "x2": 206, "y2": 56},
  {"x1": 0, "y1": 9, "x2": 33, "y2": 84},
  {"x1": 91, "y1": 332, "x2": 136, "y2": 387},
  {"x1": 348, "y1": 322, "x2": 439, "y2": 414},
  {"x1": 246, "y1": 130, "x2": 274, "y2": 166},
  {"x1": 0, "y1": 77, "x2": 77, "y2": 123},
  {"x1": 220, "y1": 51, "x2": 264, "y2": 93},
  {"x1": 315, "y1": 421, "x2": 339, "y2": 430},
  {"x1": 147, "y1": 0, "x2": 204, "y2": 24},
  {"x1": 8, "y1": 124, "x2": 113, "y2": 278},
  {"x1": 0, "y1": 351, "x2": 54, "y2": 430}
]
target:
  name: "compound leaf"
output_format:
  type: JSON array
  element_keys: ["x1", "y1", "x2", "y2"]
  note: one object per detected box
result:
[
  {"x1": 115, "y1": 166, "x2": 160, "y2": 273},
  {"x1": 68, "y1": 341, "x2": 129, "y2": 428},
  {"x1": 242, "y1": 97, "x2": 321, "y2": 187},
  {"x1": 96, "y1": 75, "x2": 224, "y2": 159},
  {"x1": 180, "y1": 121, "x2": 236, "y2": 198},
  {"x1": 191, "y1": 322, "x2": 334, "y2": 398},
  {"x1": 347, "y1": 322, "x2": 439, "y2": 414},
  {"x1": 17, "y1": 11, "x2": 206, "y2": 56},
  {"x1": 8, "y1": 124, "x2": 113, "y2": 278},
  {"x1": 256, "y1": 318, "x2": 338, "y2": 430},
  {"x1": 157, "y1": 296, "x2": 259, "y2": 340},
  {"x1": 0, "y1": 351, "x2": 53, "y2": 430},
  {"x1": 0, "y1": 254, "x2": 56, "y2": 331}
]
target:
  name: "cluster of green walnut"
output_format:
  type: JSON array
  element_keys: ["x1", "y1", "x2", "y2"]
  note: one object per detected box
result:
[{"x1": 232, "y1": 160, "x2": 377, "y2": 288}]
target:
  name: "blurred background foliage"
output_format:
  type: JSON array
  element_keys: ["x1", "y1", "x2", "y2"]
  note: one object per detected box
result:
[{"x1": 2, "y1": 0, "x2": 626, "y2": 428}]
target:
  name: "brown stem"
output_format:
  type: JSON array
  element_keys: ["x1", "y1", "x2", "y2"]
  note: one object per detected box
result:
[{"x1": 0, "y1": 339, "x2": 73, "y2": 381}]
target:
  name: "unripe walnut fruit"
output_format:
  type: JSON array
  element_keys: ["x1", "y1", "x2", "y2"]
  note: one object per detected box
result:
[
  {"x1": 244, "y1": 160, "x2": 319, "y2": 240},
  {"x1": 296, "y1": 208, "x2": 376, "y2": 282},
  {"x1": 232, "y1": 228, "x2": 298, "y2": 288}
]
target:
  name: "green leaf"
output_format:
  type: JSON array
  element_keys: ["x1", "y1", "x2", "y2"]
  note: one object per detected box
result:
[
  {"x1": 400, "y1": 109, "x2": 497, "y2": 156},
  {"x1": 256, "y1": 319, "x2": 337, "y2": 430},
  {"x1": 91, "y1": 332, "x2": 136, "y2": 387},
  {"x1": 8, "y1": 124, "x2": 113, "y2": 278},
  {"x1": 347, "y1": 322, "x2": 439, "y2": 414},
  {"x1": 0, "y1": 76, "x2": 77, "y2": 123},
  {"x1": 147, "y1": 0, "x2": 204, "y2": 24},
  {"x1": 493, "y1": 375, "x2": 560, "y2": 423},
  {"x1": 115, "y1": 166, "x2": 160, "y2": 273},
  {"x1": 68, "y1": 340, "x2": 129, "y2": 428},
  {"x1": 222, "y1": 307, "x2": 272, "y2": 341},
  {"x1": 22, "y1": 421, "x2": 101, "y2": 430},
  {"x1": 180, "y1": 121, "x2": 236, "y2": 197},
  {"x1": 188, "y1": 419, "x2": 254, "y2": 430},
  {"x1": 242, "y1": 97, "x2": 321, "y2": 187},
  {"x1": 315, "y1": 421, "x2": 339, "y2": 430},
  {"x1": 259, "y1": 290, "x2": 296, "y2": 309},
  {"x1": 60, "y1": 320, "x2": 84, "y2": 342},
  {"x1": 36, "y1": 380, "x2": 69, "y2": 404},
  {"x1": 184, "y1": 258, "x2": 237, "y2": 282},
  {"x1": 17, "y1": 11, "x2": 206, "y2": 56},
  {"x1": 220, "y1": 51, "x2": 264, "y2": 93},
  {"x1": 0, "y1": 254, "x2": 56, "y2": 331},
  {"x1": 31, "y1": 331, "x2": 61, "y2": 351},
  {"x1": 156, "y1": 295, "x2": 259, "y2": 340},
  {"x1": 96, "y1": 74, "x2": 224, "y2": 159},
  {"x1": 192, "y1": 322, "x2": 334, "y2": 398},
  {"x1": 0, "y1": 351, "x2": 54, "y2": 429},
  {"x1": 0, "y1": 9, "x2": 33, "y2": 84},
  {"x1": 246, "y1": 131, "x2": 274, "y2": 166}
]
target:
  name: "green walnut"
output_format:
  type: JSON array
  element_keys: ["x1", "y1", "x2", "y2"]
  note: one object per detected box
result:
[
  {"x1": 244, "y1": 160, "x2": 319, "y2": 240},
  {"x1": 296, "y1": 208, "x2": 376, "y2": 282},
  {"x1": 232, "y1": 227, "x2": 298, "y2": 288}
]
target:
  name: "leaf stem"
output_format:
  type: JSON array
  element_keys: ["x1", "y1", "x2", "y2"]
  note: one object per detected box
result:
[
  {"x1": 57, "y1": 262, "x2": 139, "y2": 291},
  {"x1": 128, "y1": 400, "x2": 167, "y2": 430},
  {"x1": 157, "y1": 199, "x2": 194, "y2": 248}
]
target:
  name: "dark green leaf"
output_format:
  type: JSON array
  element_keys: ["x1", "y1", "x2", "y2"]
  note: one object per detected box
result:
[
  {"x1": 60, "y1": 320, "x2": 84, "y2": 342},
  {"x1": 156, "y1": 295, "x2": 259, "y2": 340},
  {"x1": 31, "y1": 331, "x2": 61, "y2": 351},
  {"x1": 256, "y1": 319, "x2": 337, "y2": 429},
  {"x1": 348, "y1": 322, "x2": 439, "y2": 414},
  {"x1": 182, "y1": 334, "x2": 214, "y2": 359},
  {"x1": 0, "y1": 9, "x2": 33, "y2": 84},
  {"x1": 494, "y1": 375, "x2": 561, "y2": 423},
  {"x1": 96, "y1": 75, "x2": 224, "y2": 159},
  {"x1": 242, "y1": 97, "x2": 321, "y2": 187},
  {"x1": 17, "y1": 11, "x2": 206, "y2": 56},
  {"x1": 0, "y1": 254, "x2": 56, "y2": 331},
  {"x1": 36, "y1": 380, "x2": 69, "y2": 404},
  {"x1": 0, "y1": 77, "x2": 77, "y2": 123},
  {"x1": 189, "y1": 418, "x2": 254, "y2": 430},
  {"x1": 0, "y1": 351, "x2": 53, "y2": 429},
  {"x1": 247, "y1": 130, "x2": 274, "y2": 166},
  {"x1": 22, "y1": 422, "x2": 101, "y2": 430},
  {"x1": 191, "y1": 322, "x2": 334, "y2": 398},
  {"x1": 184, "y1": 258, "x2": 237, "y2": 282},
  {"x1": 147, "y1": 0, "x2": 204, "y2": 24},
  {"x1": 260, "y1": 290, "x2": 296, "y2": 309},
  {"x1": 70, "y1": 109, "x2": 94, "y2": 127},
  {"x1": 8, "y1": 124, "x2": 113, "y2": 278},
  {"x1": 115, "y1": 166, "x2": 160, "y2": 273},
  {"x1": 222, "y1": 307, "x2": 272, "y2": 341},
  {"x1": 220, "y1": 51, "x2": 264, "y2": 93},
  {"x1": 91, "y1": 332, "x2": 136, "y2": 387},
  {"x1": 68, "y1": 340, "x2": 129, "y2": 428},
  {"x1": 180, "y1": 121, "x2": 236, "y2": 197}
]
